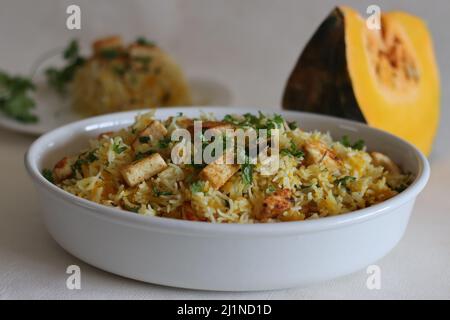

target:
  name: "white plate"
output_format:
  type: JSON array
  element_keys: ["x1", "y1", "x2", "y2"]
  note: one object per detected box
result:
[
  {"x1": 0, "y1": 50, "x2": 232, "y2": 135},
  {"x1": 25, "y1": 107, "x2": 429, "y2": 291}
]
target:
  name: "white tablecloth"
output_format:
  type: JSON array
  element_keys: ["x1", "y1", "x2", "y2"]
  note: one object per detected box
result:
[{"x1": 1, "y1": 0, "x2": 449, "y2": 299}]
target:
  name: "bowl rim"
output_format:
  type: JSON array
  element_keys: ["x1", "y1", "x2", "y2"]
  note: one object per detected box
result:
[{"x1": 25, "y1": 107, "x2": 430, "y2": 236}]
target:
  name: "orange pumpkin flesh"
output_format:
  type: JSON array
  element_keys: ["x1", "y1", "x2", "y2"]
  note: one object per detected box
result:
[{"x1": 283, "y1": 6, "x2": 440, "y2": 155}]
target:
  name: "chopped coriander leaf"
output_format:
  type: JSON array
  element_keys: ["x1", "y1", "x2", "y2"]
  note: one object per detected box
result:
[
  {"x1": 241, "y1": 158, "x2": 254, "y2": 186},
  {"x1": 223, "y1": 114, "x2": 233, "y2": 122},
  {"x1": 45, "y1": 39, "x2": 85, "y2": 94},
  {"x1": 266, "y1": 185, "x2": 276, "y2": 193},
  {"x1": 300, "y1": 184, "x2": 314, "y2": 193},
  {"x1": 190, "y1": 181, "x2": 204, "y2": 193},
  {"x1": 136, "y1": 36, "x2": 155, "y2": 46},
  {"x1": 139, "y1": 136, "x2": 151, "y2": 144},
  {"x1": 152, "y1": 186, "x2": 173, "y2": 196},
  {"x1": 100, "y1": 48, "x2": 120, "y2": 59},
  {"x1": 86, "y1": 150, "x2": 98, "y2": 163},
  {"x1": 158, "y1": 137, "x2": 171, "y2": 149},
  {"x1": 113, "y1": 65, "x2": 126, "y2": 76},
  {"x1": 352, "y1": 139, "x2": 365, "y2": 151},
  {"x1": 0, "y1": 70, "x2": 37, "y2": 123},
  {"x1": 394, "y1": 184, "x2": 408, "y2": 193},
  {"x1": 223, "y1": 114, "x2": 240, "y2": 125},
  {"x1": 112, "y1": 140, "x2": 127, "y2": 154},
  {"x1": 135, "y1": 150, "x2": 155, "y2": 160},
  {"x1": 335, "y1": 176, "x2": 356, "y2": 187},
  {"x1": 340, "y1": 135, "x2": 351, "y2": 147},
  {"x1": 188, "y1": 162, "x2": 207, "y2": 170},
  {"x1": 63, "y1": 39, "x2": 79, "y2": 60},
  {"x1": 113, "y1": 145, "x2": 127, "y2": 154},
  {"x1": 340, "y1": 135, "x2": 365, "y2": 150},
  {"x1": 273, "y1": 114, "x2": 284, "y2": 126},
  {"x1": 71, "y1": 158, "x2": 85, "y2": 174},
  {"x1": 72, "y1": 150, "x2": 98, "y2": 173},
  {"x1": 42, "y1": 169, "x2": 54, "y2": 183},
  {"x1": 223, "y1": 112, "x2": 287, "y2": 140},
  {"x1": 124, "y1": 205, "x2": 139, "y2": 213},
  {"x1": 280, "y1": 141, "x2": 304, "y2": 158},
  {"x1": 288, "y1": 121, "x2": 298, "y2": 130}
]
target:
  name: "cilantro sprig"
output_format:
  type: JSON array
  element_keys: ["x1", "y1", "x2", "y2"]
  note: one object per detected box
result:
[
  {"x1": 136, "y1": 36, "x2": 156, "y2": 46},
  {"x1": 135, "y1": 150, "x2": 155, "y2": 160},
  {"x1": 0, "y1": 70, "x2": 37, "y2": 123},
  {"x1": 71, "y1": 150, "x2": 98, "y2": 174},
  {"x1": 152, "y1": 186, "x2": 173, "y2": 196},
  {"x1": 190, "y1": 181, "x2": 204, "y2": 193},
  {"x1": 158, "y1": 137, "x2": 171, "y2": 149},
  {"x1": 45, "y1": 39, "x2": 85, "y2": 94},
  {"x1": 139, "y1": 136, "x2": 151, "y2": 144},
  {"x1": 112, "y1": 138, "x2": 127, "y2": 154},
  {"x1": 266, "y1": 185, "x2": 276, "y2": 193},
  {"x1": 335, "y1": 176, "x2": 356, "y2": 188},
  {"x1": 340, "y1": 135, "x2": 365, "y2": 150},
  {"x1": 280, "y1": 141, "x2": 304, "y2": 159},
  {"x1": 42, "y1": 169, "x2": 54, "y2": 183},
  {"x1": 241, "y1": 156, "x2": 254, "y2": 186},
  {"x1": 223, "y1": 112, "x2": 282, "y2": 130},
  {"x1": 100, "y1": 48, "x2": 121, "y2": 59}
]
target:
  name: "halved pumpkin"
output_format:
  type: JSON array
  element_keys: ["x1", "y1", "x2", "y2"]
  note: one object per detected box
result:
[{"x1": 283, "y1": 6, "x2": 440, "y2": 155}]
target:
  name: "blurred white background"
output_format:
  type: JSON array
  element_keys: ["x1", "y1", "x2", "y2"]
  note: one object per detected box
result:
[
  {"x1": 1, "y1": 0, "x2": 449, "y2": 158},
  {"x1": 0, "y1": 0, "x2": 449, "y2": 299}
]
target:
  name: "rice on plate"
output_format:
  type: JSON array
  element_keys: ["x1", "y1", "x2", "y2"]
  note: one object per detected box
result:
[{"x1": 44, "y1": 111, "x2": 412, "y2": 223}]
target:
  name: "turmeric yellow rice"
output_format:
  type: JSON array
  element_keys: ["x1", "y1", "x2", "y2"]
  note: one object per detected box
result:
[{"x1": 44, "y1": 111, "x2": 412, "y2": 223}]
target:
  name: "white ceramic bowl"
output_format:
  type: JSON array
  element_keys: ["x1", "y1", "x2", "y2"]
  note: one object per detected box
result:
[{"x1": 25, "y1": 107, "x2": 429, "y2": 291}]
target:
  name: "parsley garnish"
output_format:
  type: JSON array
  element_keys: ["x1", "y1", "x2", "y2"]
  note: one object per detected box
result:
[
  {"x1": 340, "y1": 135, "x2": 365, "y2": 150},
  {"x1": 139, "y1": 136, "x2": 151, "y2": 144},
  {"x1": 190, "y1": 181, "x2": 204, "y2": 193},
  {"x1": 273, "y1": 114, "x2": 284, "y2": 126},
  {"x1": 70, "y1": 150, "x2": 98, "y2": 174},
  {"x1": 100, "y1": 48, "x2": 120, "y2": 59},
  {"x1": 113, "y1": 65, "x2": 126, "y2": 76},
  {"x1": 223, "y1": 112, "x2": 285, "y2": 139},
  {"x1": 112, "y1": 140, "x2": 127, "y2": 154},
  {"x1": 352, "y1": 139, "x2": 365, "y2": 151},
  {"x1": 394, "y1": 184, "x2": 408, "y2": 192},
  {"x1": 135, "y1": 150, "x2": 155, "y2": 160},
  {"x1": 86, "y1": 150, "x2": 98, "y2": 163},
  {"x1": 71, "y1": 158, "x2": 85, "y2": 174},
  {"x1": 300, "y1": 184, "x2": 314, "y2": 193},
  {"x1": 288, "y1": 121, "x2": 298, "y2": 130},
  {"x1": 152, "y1": 186, "x2": 173, "y2": 196},
  {"x1": 42, "y1": 169, "x2": 54, "y2": 183},
  {"x1": 158, "y1": 137, "x2": 171, "y2": 149},
  {"x1": 223, "y1": 114, "x2": 240, "y2": 125},
  {"x1": 136, "y1": 36, "x2": 155, "y2": 46},
  {"x1": 280, "y1": 141, "x2": 304, "y2": 158},
  {"x1": 124, "y1": 205, "x2": 140, "y2": 213},
  {"x1": 241, "y1": 157, "x2": 254, "y2": 186},
  {"x1": 45, "y1": 39, "x2": 85, "y2": 94},
  {"x1": 335, "y1": 176, "x2": 356, "y2": 187},
  {"x1": 188, "y1": 162, "x2": 207, "y2": 170},
  {"x1": 266, "y1": 185, "x2": 276, "y2": 193},
  {"x1": 0, "y1": 70, "x2": 37, "y2": 123}
]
